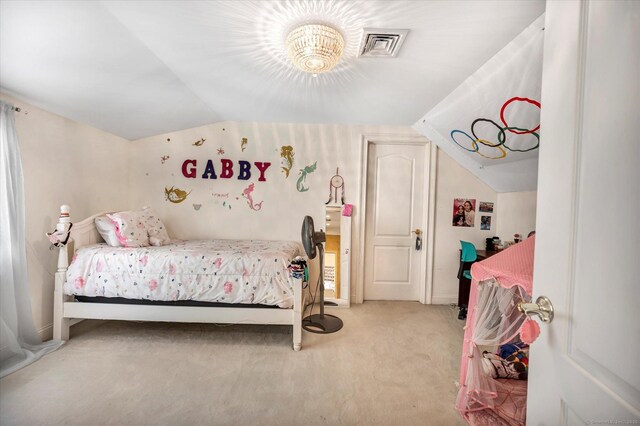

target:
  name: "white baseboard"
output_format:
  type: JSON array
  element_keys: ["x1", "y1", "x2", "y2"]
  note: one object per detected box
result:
[
  {"x1": 430, "y1": 295, "x2": 458, "y2": 305},
  {"x1": 38, "y1": 323, "x2": 53, "y2": 341},
  {"x1": 38, "y1": 319, "x2": 84, "y2": 341}
]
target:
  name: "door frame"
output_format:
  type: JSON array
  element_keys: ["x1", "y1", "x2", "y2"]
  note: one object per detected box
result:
[{"x1": 355, "y1": 134, "x2": 437, "y2": 304}]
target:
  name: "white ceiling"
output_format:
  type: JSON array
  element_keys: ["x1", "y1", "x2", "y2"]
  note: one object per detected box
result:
[{"x1": 0, "y1": 1, "x2": 545, "y2": 140}]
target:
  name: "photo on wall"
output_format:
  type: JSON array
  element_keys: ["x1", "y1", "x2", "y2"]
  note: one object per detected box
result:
[
  {"x1": 481, "y1": 215, "x2": 492, "y2": 230},
  {"x1": 452, "y1": 198, "x2": 476, "y2": 227},
  {"x1": 479, "y1": 201, "x2": 494, "y2": 213}
]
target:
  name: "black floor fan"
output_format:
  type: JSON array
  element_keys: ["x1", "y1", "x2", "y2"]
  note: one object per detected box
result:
[{"x1": 301, "y1": 216, "x2": 343, "y2": 334}]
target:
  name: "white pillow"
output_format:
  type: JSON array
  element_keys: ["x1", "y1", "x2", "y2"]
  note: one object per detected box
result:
[
  {"x1": 95, "y1": 216, "x2": 121, "y2": 247},
  {"x1": 106, "y1": 211, "x2": 150, "y2": 248}
]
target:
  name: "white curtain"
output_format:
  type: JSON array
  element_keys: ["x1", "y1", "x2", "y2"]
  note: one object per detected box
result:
[{"x1": 0, "y1": 100, "x2": 62, "y2": 377}]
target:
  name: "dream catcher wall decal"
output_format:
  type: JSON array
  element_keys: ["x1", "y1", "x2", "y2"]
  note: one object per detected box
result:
[{"x1": 325, "y1": 168, "x2": 345, "y2": 205}]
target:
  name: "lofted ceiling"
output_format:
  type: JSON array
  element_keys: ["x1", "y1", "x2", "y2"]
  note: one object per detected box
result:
[{"x1": 0, "y1": 0, "x2": 545, "y2": 140}]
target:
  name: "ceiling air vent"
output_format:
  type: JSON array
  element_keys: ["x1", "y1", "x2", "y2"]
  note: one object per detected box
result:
[{"x1": 358, "y1": 28, "x2": 409, "y2": 58}]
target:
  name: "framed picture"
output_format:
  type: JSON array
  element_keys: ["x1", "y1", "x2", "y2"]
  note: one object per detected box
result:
[
  {"x1": 481, "y1": 215, "x2": 492, "y2": 230},
  {"x1": 452, "y1": 198, "x2": 476, "y2": 227},
  {"x1": 479, "y1": 202, "x2": 494, "y2": 213}
]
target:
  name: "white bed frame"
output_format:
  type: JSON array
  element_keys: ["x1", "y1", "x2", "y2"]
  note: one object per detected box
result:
[{"x1": 52, "y1": 206, "x2": 306, "y2": 351}]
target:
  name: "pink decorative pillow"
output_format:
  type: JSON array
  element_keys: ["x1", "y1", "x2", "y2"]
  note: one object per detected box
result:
[
  {"x1": 107, "y1": 211, "x2": 150, "y2": 248},
  {"x1": 141, "y1": 207, "x2": 171, "y2": 246}
]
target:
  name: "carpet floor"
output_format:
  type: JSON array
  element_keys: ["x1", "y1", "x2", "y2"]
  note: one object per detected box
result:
[{"x1": 0, "y1": 302, "x2": 465, "y2": 426}]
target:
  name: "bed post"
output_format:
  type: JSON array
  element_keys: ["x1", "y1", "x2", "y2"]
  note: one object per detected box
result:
[
  {"x1": 53, "y1": 205, "x2": 71, "y2": 341},
  {"x1": 292, "y1": 276, "x2": 303, "y2": 351}
]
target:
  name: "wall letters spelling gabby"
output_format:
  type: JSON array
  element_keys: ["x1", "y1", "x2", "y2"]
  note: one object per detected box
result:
[{"x1": 181, "y1": 159, "x2": 272, "y2": 182}]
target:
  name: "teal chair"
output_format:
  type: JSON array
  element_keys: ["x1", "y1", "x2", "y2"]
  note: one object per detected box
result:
[
  {"x1": 457, "y1": 241, "x2": 478, "y2": 319},
  {"x1": 459, "y1": 240, "x2": 478, "y2": 280}
]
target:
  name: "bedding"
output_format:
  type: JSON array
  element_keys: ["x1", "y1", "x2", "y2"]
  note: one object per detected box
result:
[{"x1": 65, "y1": 239, "x2": 303, "y2": 308}]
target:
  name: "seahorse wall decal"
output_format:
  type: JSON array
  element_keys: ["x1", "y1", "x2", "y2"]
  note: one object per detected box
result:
[
  {"x1": 296, "y1": 161, "x2": 317, "y2": 192},
  {"x1": 242, "y1": 183, "x2": 263, "y2": 211},
  {"x1": 280, "y1": 145, "x2": 295, "y2": 178}
]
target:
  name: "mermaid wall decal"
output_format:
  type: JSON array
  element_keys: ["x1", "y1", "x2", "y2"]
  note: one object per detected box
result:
[
  {"x1": 280, "y1": 145, "x2": 295, "y2": 178},
  {"x1": 296, "y1": 161, "x2": 317, "y2": 192},
  {"x1": 242, "y1": 183, "x2": 263, "y2": 211}
]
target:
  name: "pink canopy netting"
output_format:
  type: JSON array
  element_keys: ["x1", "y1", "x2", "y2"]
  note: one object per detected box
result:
[{"x1": 456, "y1": 236, "x2": 535, "y2": 425}]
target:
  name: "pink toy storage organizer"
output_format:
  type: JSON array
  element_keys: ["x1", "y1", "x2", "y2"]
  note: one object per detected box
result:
[{"x1": 456, "y1": 236, "x2": 535, "y2": 425}]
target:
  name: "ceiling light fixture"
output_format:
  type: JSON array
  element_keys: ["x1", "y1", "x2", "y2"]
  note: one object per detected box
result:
[{"x1": 286, "y1": 24, "x2": 345, "y2": 74}]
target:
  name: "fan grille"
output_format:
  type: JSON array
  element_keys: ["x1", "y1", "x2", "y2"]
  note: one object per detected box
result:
[{"x1": 358, "y1": 28, "x2": 409, "y2": 58}]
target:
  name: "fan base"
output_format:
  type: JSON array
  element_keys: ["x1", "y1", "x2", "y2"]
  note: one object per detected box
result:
[{"x1": 302, "y1": 314, "x2": 343, "y2": 334}]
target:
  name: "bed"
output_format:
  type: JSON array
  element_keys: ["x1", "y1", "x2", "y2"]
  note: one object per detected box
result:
[{"x1": 52, "y1": 206, "x2": 308, "y2": 351}]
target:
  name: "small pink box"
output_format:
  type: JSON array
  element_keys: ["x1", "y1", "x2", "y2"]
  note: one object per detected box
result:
[{"x1": 342, "y1": 204, "x2": 353, "y2": 217}]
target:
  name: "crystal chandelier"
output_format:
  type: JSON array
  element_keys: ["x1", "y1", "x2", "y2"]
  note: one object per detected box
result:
[{"x1": 286, "y1": 24, "x2": 345, "y2": 74}]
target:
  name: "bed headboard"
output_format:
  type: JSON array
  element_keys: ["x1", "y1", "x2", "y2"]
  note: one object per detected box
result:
[{"x1": 55, "y1": 205, "x2": 111, "y2": 272}]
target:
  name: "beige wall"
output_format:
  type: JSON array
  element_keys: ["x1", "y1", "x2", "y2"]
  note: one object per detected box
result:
[
  {"x1": 430, "y1": 158, "x2": 538, "y2": 304},
  {"x1": 430, "y1": 150, "x2": 499, "y2": 304},
  {"x1": 496, "y1": 191, "x2": 537, "y2": 241},
  {"x1": 128, "y1": 121, "x2": 421, "y2": 302},
  {"x1": 1, "y1": 94, "x2": 131, "y2": 338}
]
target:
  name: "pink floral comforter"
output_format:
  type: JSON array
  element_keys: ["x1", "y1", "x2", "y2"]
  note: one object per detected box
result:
[{"x1": 65, "y1": 240, "x2": 303, "y2": 308}]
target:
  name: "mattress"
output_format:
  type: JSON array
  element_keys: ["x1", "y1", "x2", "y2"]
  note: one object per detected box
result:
[{"x1": 65, "y1": 239, "x2": 303, "y2": 308}]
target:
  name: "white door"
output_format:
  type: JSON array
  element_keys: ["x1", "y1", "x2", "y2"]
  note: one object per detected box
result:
[
  {"x1": 364, "y1": 143, "x2": 427, "y2": 300},
  {"x1": 529, "y1": 1, "x2": 640, "y2": 423}
]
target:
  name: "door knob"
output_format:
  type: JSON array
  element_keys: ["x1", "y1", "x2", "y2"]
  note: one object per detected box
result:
[
  {"x1": 517, "y1": 296, "x2": 554, "y2": 323},
  {"x1": 412, "y1": 229, "x2": 422, "y2": 251}
]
